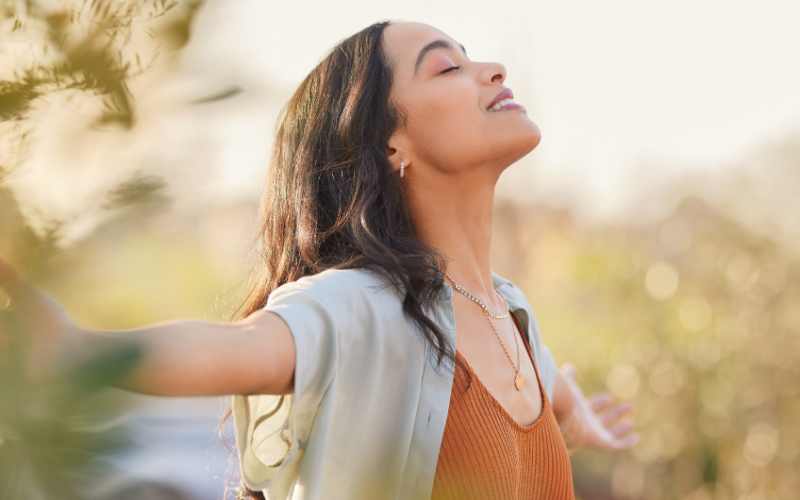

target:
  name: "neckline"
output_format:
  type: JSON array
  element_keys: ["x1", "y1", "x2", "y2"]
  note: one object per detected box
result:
[{"x1": 454, "y1": 313, "x2": 549, "y2": 433}]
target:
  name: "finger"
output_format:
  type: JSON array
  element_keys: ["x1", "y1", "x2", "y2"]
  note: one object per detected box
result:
[
  {"x1": 588, "y1": 392, "x2": 614, "y2": 412},
  {"x1": 612, "y1": 432, "x2": 640, "y2": 451},
  {"x1": 600, "y1": 401, "x2": 634, "y2": 426},
  {"x1": 609, "y1": 418, "x2": 635, "y2": 437}
]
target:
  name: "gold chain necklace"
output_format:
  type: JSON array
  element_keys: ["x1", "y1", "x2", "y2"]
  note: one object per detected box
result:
[
  {"x1": 445, "y1": 273, "x2": 524, "y2": 391},
  {"x1": 444, "y1": 273, "x2": 510, "y2": 319}
]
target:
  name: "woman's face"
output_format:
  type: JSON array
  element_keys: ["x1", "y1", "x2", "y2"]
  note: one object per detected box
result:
[{"x1": 383, "y1": 22, "x2": 541, "y2": 177}]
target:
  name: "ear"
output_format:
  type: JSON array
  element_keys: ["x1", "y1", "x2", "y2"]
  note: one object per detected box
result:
[{"x1": 386, "y1": 134, "x2": 411, "y2": 174}]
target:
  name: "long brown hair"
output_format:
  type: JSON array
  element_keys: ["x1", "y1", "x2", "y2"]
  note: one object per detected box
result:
[{"x1": 223, "y1": 21, "x2": 458, "y2": 499}]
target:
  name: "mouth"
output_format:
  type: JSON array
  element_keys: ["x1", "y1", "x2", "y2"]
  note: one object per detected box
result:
[{"x1": 487, "y1": 88, "x2": 524, "y2": 112}]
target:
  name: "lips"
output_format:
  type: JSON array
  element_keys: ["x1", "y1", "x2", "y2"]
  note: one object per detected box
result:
[{"x1": 487, "y1": 88, "x2": 514, "y2": 111}]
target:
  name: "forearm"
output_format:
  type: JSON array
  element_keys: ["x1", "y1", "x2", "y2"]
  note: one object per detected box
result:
[
  {"x1": 550, "y1": 368, "x2": 589, "y2": 453},
  {"x1": 1, "y1": 258, "x2": 293, "y2": 398},
  {"x1": 551, "y1": 370, "x2": 577, "y2": 427},
  {"x1": 72, "y1": 311, "x2": 295, "y2": 397},
  {"x1": 80, "y1": 320, "x2": 239, "y2": 395}
]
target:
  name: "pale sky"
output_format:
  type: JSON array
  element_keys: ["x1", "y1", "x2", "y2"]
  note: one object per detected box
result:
[
  {"x1": 10, "y1": 0, "x2": 800, "y2": 235},
  {"x1": 178, "y1": 0, "x2": 800, "y2": 218}
]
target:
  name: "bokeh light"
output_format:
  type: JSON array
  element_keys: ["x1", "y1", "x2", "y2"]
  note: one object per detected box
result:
[{"x1": 2, "y1": 0, "x2": 799, "y2": 499}]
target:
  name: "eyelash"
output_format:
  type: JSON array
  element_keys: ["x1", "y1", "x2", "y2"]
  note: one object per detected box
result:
[{"x1": 441, "y1": 65, "x2": 461, "y2": 74}]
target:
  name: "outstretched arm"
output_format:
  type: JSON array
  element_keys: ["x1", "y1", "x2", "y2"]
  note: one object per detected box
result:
[
  {"x1": 0, "y1": 257, "x2": 296, "y2": 397},
  {"x1": 551, "y1": 362, "x2": 639, "y2": 453}
]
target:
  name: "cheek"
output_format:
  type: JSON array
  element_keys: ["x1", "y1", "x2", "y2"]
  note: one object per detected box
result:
[
  {"x1": 406, "y1": 95, "x2": 539, "y2": 170},
  {"x1": 405, "y1": 89, "x2": 486, "y2": 164}
]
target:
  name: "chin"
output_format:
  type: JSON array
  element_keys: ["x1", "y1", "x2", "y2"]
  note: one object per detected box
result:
[
  {"x1": 523, "y1": 118, "x2": 542, "y2": 148},
  {"x1": 508, "y1": 119, "x2": 542, "y2": 159}
]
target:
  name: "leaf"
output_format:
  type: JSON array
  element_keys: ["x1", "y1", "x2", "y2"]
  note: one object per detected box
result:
[
  {"x1": 189, "y1": 85, "x2": 244, "y2": 105},
  {"x1": 102, "y1": 172, "x2": 170, "y2": 213},
  {"x1": 0, "y1": 82, "x2": 41, "y2": 121}
]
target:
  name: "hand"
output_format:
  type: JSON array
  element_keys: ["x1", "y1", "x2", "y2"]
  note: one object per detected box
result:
[
  {"x1": 559, "y1": 363, "x2": 639, "y2": 453},
  {"x1": 0, "y1": 256, "x2": 85, "y2": 385}
]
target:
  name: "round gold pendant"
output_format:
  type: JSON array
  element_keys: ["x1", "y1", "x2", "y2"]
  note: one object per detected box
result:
[{"x1": 514, "y1": 373, "x2": 524, "y2": 391}]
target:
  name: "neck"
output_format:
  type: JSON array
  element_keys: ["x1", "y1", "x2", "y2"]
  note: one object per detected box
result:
[{"x1": 404, "y1": 164, "x2": 501, "y2": 306}]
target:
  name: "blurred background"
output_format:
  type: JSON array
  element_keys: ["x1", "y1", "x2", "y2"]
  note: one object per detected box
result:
[{"x1": 0, "y1": 0, "x2": 798, "y2": 499}]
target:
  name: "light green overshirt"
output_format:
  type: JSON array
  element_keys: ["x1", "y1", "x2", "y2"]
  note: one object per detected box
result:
[{"x1": 233, "y1": 268, "x2": 558, "y2": 500}]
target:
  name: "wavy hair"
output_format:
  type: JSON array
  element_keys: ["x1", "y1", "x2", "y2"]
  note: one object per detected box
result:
[{"x1": 222, "y1": 21, "x2": 460, "y2": 499}]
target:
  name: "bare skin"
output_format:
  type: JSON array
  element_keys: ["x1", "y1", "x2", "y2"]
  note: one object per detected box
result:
[
  {"x1": 0, "y1": 262, "x2": 296, "y2": 396},
  {"x1": 0, "y1": 21, "x2": 637, "y2": 453},
  {"x1": 383, "y1": 22, "x2": 636, "y2": 449}
]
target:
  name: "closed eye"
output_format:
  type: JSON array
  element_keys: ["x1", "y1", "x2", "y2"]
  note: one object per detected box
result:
[{"x1": 441, "y1": 65, "x2": 461, "y2": 74}]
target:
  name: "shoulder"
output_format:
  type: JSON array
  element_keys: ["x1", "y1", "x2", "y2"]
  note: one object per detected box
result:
[
  {"x1": 285, "y1": 268, "x2": 396, "y2": 296},
  {"x1": 269, "y1": 268, "x2": 402, "y2": 309},
  {"x1": 491, "y1": 272, "x2": 541, "y2": 334},
  {"x1": 491, "y1": 272, "x2": 529, "y2": 306}
]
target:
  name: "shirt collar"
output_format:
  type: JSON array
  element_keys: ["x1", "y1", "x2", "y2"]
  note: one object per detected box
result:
[
  {"x1": 492, "y1": 273, "x2": 525, "y2": 314},
  {"x1": 439, "y1": 273, "x2": 524, "y2": 313}
]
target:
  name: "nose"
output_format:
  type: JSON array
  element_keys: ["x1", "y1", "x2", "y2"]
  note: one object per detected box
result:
[{"x1": 480, "y1": 61, "x2": 506, "y2": 85}]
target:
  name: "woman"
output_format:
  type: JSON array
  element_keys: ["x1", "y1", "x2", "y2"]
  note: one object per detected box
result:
[{"x1": 0, "y1": 21, "x2": 637, "y2": 500}]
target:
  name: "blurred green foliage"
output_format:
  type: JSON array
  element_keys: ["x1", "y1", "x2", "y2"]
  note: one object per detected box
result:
[
  {"x1": 0, "y1": 0, "x2": 203, "y2": 251},
  {"x1": 1, "y1": 2, "x2": 797, "y2": 500},
  {"x1": 0, "y1": 310, "x2": 143, "y2": 500},
  {"x1": 0, "y1": 0, "x2": 201, "y2": 128},
  {"x1": 0, "y1": 1, "x2": 205, "y2": 498},
  {"x1": 492, "y1": 147, "x2": 800, "y2": 499}
]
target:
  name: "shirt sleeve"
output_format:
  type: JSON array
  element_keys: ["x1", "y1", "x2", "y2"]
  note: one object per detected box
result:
[
  {"x1": 232, "y1": 278, "x2": 339, "y2": 494},
  {"x1": 538, "y1": 343, "x2": 559, "y2": 404},
  {"x1": 525, "y1": 304, "x2": 559, "y2": 404}
]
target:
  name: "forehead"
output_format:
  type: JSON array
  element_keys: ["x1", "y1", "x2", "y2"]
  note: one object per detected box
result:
[{"x1": 382, "y1": 22, "x2": 458, "y2": 74}]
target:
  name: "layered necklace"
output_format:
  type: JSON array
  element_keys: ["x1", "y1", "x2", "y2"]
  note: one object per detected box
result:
[{"x1": 445, "y1": 273, "x2": 524, "y2": 391}]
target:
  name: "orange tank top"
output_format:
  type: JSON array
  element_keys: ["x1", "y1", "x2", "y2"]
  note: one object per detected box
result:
[{"x1": 431, "y1": 313, "x2": 575, "y2": 500}]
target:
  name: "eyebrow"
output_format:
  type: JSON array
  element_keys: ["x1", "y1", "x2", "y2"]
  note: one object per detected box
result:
[{"x1": 413, "y1": 39, "x2": 467, "y2": 76}]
